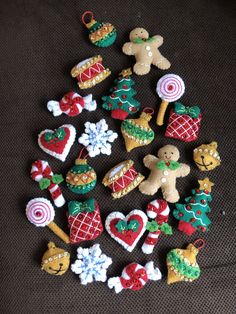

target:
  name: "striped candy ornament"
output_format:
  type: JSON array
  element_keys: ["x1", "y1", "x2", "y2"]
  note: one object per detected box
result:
[
  {"x1": 31, "y1": 160, "x2": 65, "y2": 208},
  {"x1": 142, "y1": 199, "x2": 170, "y2": 254}
]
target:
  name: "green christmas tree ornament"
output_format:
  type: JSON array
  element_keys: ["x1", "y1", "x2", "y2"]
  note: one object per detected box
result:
[
  {"x1": 66, "y1": 149, "x2": 97, "y2": 194},
  {"x1": 102, "y1": 68, "x2": 141, "y2": 120},
  {"x1": 82, "y1": 11, "x2": 117, "y2": 47}
]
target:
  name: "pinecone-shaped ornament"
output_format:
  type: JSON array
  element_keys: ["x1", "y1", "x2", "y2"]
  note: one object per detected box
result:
[
  {"x1": 66, "y1": 158, "x2": 97, "y2": 194},
  {"x1": 121, "y1": 109, "x2": 155, "y2": 152},
  {"x1": 167, "y1": 239, "x2": 205, "y2": 285}
]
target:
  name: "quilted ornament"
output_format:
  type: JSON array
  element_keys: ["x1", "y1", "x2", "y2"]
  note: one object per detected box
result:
[
  {"x1": 68, "y1": 198, "x2": 103, "y2": 244},
  {"x1": 47, "y1": 91, "x2": 97, "y2": 117},
  {"x1": 38, "y1": 124, "x2": 76, "y2": 162},
  {"x1": 108, "y1": 262, "x2": 162, "y2": 293},
  {"x1": 165, "y1": 102, "x2": 202, "y2": 142},
  {"x1": 102, "y1": 160, "x2": 144, "y2": 199},
  {"x1": 71, "y1": 55, "x2": 111, "y2": 89},
  {"x1": 105, "y1": 209, "x2": 148, "y2": 252},
  {"x1": 81, "y1": 11, "x2": 117, "y2": 47}
]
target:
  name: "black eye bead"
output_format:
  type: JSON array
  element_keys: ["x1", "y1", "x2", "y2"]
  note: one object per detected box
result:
[
  {"x1": 49, "y1": 267, "x2": 52, "y2": 270},
  {"x1": 59, "y1": 263, "x2": 63, "y2": 266}
]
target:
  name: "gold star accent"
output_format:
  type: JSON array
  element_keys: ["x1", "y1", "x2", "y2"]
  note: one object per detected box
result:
[
  {"x1": 198, "y1": 178, "x2": 214, "y2": 192},
  {"x1": 119, "y1": 68, "x2": 132, "y2": 77}
]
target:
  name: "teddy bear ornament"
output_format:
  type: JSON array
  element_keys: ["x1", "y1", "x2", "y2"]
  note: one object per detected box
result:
[{"x1": 122, "y1": 28, "x2": 171, "y2": 75}]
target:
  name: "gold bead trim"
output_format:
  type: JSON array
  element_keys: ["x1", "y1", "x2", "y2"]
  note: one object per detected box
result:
[
  {"x1": 71, "y1": 55, "x2": 103, "y2": 77},
  {"x1": 89, "y1": 23, "x2": 114, "y2": 42},
  {"x1": 111, "y1": 173, "x2": 144, "y2": 199},
  {"x1": 78, "y1": 68, "x2": 111, "y2": 89},
  {"x1": 102, "y1": 160, "x2": 134, "y2": 186}
]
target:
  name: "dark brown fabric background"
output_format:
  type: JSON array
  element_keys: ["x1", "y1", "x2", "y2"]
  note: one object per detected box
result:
[{"x1": 0, "y1": 0, "x2": 235, "y2": 313}]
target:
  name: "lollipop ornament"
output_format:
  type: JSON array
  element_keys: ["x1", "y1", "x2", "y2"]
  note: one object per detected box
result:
[
  {"x1": 156, "y1": 74, "x2": 185, "y2": 126},
  {"x1": 26, "y1": 198, "x2": 70, "y2": 244}
]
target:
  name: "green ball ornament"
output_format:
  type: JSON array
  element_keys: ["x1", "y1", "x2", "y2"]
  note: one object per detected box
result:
[{"x1": 66, "y1": 158, "x2": 97, "y2": 194}]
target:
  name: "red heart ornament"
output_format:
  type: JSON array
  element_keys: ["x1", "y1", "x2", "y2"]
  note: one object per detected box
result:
[
  {"x1": 105, "y1": 210, "x2": 148, "y2": 252},
  {"x1": 38, "y1": 124, "x2": 76, "y2": 162}
]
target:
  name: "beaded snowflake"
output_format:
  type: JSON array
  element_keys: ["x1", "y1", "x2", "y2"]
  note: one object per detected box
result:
[
  {"x1": 71, "y1": 244, "x2": 112, "y2": 285},
  {"x1": 78, "y1": 119, "x2": 118, "y2": 157}
]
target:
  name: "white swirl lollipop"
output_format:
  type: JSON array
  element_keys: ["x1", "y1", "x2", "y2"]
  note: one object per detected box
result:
[
  {"x1": 26, "y1": 198, "x2": 70, "y2": 244},
  {"x1": 156, "y1": 74, "x2": 185, "y2": 126}
]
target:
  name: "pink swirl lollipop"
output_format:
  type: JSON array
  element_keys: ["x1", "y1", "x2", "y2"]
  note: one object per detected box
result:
[
  {"x1": 156, "y1": 74, "x2": 185, "y2": 126},
  {"x1": 26, "y1": 198, "x2": 70, "y2": 243}
]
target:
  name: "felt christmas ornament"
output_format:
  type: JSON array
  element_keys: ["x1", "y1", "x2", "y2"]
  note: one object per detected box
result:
[
  {"x1": 122, "y1": 28, "x2": 171, "y2": 76},
  {"x1": 108, "y1": 261, "x2": 162, "y2": 293},
  {"x1": 102, "y1": 160, "x2": 144, "y2": 199},
  {"x1": 193, "y1": 141, "x2": 221, "y2": 171},
  {"x1": 173, "y1": 178, "x2": 214, "y2": 236},
  {"x1": 71, "y1": 55, "x2": 111, "y2": 89},
  {"x1": 105, "y1": 210, "x2": 148, "y2": 252},
  {"x1": 67, "y1": 198, "x2": 103, "y2": 244},
  {"x1": 165, "y1": 102, "x2": 202, "y2": 142},
  {"x1": 31, "y1": 160, "x2": 65, "y2": 208},
  {"x1": 102, "y1": 68, "x2": 141, "y2": 120},
  {"x1": 47, "y1": 91, "x2": 97, "y2": 117},
  {"x1": 156, "y1": 74, "x2": 185, "y2": 126},
  {"x1": 38, "y1": 124, "x2": 76, "y2": 162},
  {"x1": 81, "y1": 11, "x2": 117, "y2": 47},
  {"x1": 139, "y1": 145, "x2": 190, "y2": 203},
  {"x1": 78, "y1": 119, "x2": 118, "y2": 157},
  {"x1": 41, "y1": 242, "x2": 70, "y2": 276},
  {"x1": 121, "y1": 108, "x2": 155, "y2": 152},
  {"x1": 167, "y1": 239, "x2": 205, "y2": 284},
  {"x1": 142, "y1": 199, "x2": 172, "y2": 255},
  {"x1": 26, "y1": 198, "x2": 70, "y2": 243},
  {"x1": 71, "y1": 244, "x2": 112, "y2": 285}
]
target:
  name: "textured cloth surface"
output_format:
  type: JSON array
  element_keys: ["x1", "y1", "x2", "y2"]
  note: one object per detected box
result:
[{"x1": 0, "y1": 0, "x2": 235, "y2": 313}]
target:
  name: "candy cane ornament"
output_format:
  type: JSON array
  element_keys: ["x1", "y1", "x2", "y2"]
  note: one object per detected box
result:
[
  {"x1": 107, "y1": 262, "x2": 162, "y2": 293},
  {"x1": 31, "y1": 160, "x2": 65, "y2": 208},
  {"x1": 142, "y1": 199, "x2": 172, "y2": 254}
]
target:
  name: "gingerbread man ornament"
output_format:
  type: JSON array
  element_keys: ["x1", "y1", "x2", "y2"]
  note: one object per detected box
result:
[
  {"x1": 122, "y1": 28, "x2": 171, "y2": 75},
  {"x1": 139, "y1": 145, "x2": 190, "y2": 203}
]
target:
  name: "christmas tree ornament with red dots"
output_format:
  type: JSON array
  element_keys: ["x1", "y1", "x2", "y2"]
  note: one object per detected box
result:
[
  {"x1": 173, "y1": 178, "x2": 214, "y2": 236},
  {"x1": 102, "y1": 68, "x2": 141, "y2": 120}
]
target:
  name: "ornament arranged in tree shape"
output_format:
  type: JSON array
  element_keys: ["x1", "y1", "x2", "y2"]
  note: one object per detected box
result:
[
  {"x1": 102, "y1": 68, "x2": 141, "y2": 120},
  {"x1": 167, "y1": 239, "x2": 205, "y2": 284},
  {"x1": 66, "y1": 148, "x2": 97, "y2": 194},
  {"x1": 121, "y1": 108, "x2": 155, "y2": 152},
  {"x1": 173, "y1": 178, "x2": 214, "y2": 236}
]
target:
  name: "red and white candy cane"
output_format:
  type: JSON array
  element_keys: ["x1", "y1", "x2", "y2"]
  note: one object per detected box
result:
[
  {"x1": 107, "y1": 262, "x2": 162, "y2": 293},
  {"x1": 31, "y1": 160, "x2": 65, "y2": 208},
  {"x1": 142, "y1": 199, "x2": 170, "y2": 254}
]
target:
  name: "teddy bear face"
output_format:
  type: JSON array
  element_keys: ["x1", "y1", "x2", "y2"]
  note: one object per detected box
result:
[
  {"x1": 157, "y1": 145, "x2": 180, "y2": 161},
  {"x1": 193, "y1": 142, "x2": 221, "y2": 171},
  {"x1": 129, "y1": 28, "x2": 149, "y2": 41}
]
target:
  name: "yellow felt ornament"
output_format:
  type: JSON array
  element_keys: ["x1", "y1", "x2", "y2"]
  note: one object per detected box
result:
[
  {"x1": 121, "y1": 108, "x2": 155, "y2": 152},
  {"x1": 193, "y1": 141, "x2": 221, "y2": 171},
  {"x1": 41, "y1": 242, "x2": 70, "y2": 276},
  {"x1": 166, "y1": 239, "x2": 205, "y2": 285}
]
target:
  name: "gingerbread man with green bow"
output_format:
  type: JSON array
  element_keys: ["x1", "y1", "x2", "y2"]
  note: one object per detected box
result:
[{"x1": 139, "y1": 145, "x2": 190, "y2": 203}]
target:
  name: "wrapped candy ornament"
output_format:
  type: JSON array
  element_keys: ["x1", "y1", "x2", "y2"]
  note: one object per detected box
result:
[
  {"x1": 167, "y1": 239, "x2": 205, "y2": 284},
  {"x1": 47, "y1": 92, "x2": 97, "y2": 117},
  {"x1": 108, "y1": 262, "x2": 162, "y2": 293},
  {"x1": 31, "y1": 160, "x2": 65, "y2": 207},
  {"x1": 81, "y1": 11, "x2": 117, "y2": 47},
  {"x1": 41, "y1": 242, "x2": 70, "y2": 276},
  {"x1": 173, "y1": 178, "x2": 214, "y2": 236},
  {"x1": 193, "y1": 141, "x2": 221, "y2": 171},
  {"x1": 121, "y1": 108, "x2": 155, "y2": 152}
]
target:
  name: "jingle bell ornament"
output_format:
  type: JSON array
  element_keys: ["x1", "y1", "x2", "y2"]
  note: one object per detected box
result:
[
  {"x1": 167, "y1": 239, "x2": 205, "y2": 285},
  {"x1": 66, "y1": 149, "x2": 97, "y2": 194},
  {"x1": 82, "y1": 11, "x2": 117, "y2": 47},
  {"x1": 121, "y1": 108, "x2": 155, "y2": 152}
]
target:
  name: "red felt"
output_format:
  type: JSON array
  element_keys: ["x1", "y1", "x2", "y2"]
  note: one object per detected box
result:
[
  {"x1": 59, "y1": 92, "x2": 84, "y2": 117},
  {"x1": 120, "y1": 263, "x2": 148, "y2": 291},
  {"x1": 178, "y1": 220, "x2": 196, "y2": 236},
  {"x1": 109, "y1": 214, "x2": 144, "y2": 246},
  {"x1": 109, "y1": 167, "x2": 138, "y2": 193},
  {"x1": 111, "y1": 108, "x2": 129, "y2": 120},
  {"x1": 77, "y1": 62, "x2": 105, "y2": 82},
  {"x1": 39, "y1": 127, "x2": 71, "y2": 155}
]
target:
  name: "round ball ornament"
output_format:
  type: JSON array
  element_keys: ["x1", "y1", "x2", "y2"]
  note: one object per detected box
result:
[{"x1": 66, "y1": 156, "x2": 97, "y2": 195}]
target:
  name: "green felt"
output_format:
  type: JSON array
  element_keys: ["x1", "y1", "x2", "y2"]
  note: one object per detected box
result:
[
  {"x1": 174, "y1": 102, "x2": 201, "y2": 118},
  {"x1": 68, "y1": 198, "x2": 95, "y2": 216},
  {"x1": 155, "y1": 160, "x2": 181, "y2": 171},
  {"x1": 121, "y1": 119, "x2": 154, "y2": 140}
]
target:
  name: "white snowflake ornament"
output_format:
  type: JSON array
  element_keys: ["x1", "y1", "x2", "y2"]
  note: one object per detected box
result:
[
  {"x1": 78, "y1": 119, "x2": 118, "y2": 157},
  {"x1": 71, "y1": 244, "x2": 112, "y2": 285}
]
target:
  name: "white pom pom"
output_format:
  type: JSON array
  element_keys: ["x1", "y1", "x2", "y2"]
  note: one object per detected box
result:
[
  {"x1": 145, "y1": 261, "x2": 162, "y2": 281},
  {"x1": 107, "y1": 277, "x2": 123, "y2": 293},
  {"x1": 47, "y1": 100, "x2": 62, "y2": 117}
]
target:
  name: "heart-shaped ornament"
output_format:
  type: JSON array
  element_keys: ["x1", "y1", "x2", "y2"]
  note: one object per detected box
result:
[
  {"x1": 105, "y1": 210, "x2": 148, "y2": 252},
  {"x1": 38, "y1": 124, "x2": 76, "y2": 162}
]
